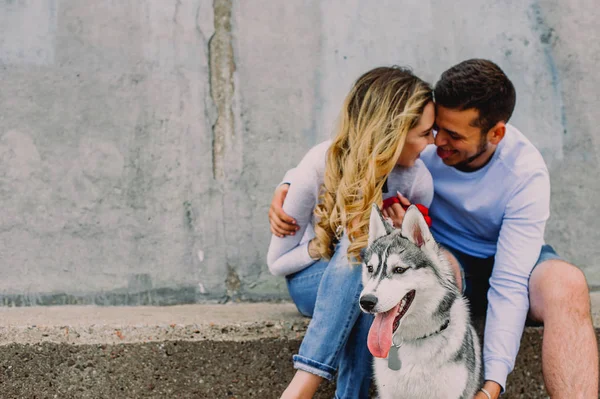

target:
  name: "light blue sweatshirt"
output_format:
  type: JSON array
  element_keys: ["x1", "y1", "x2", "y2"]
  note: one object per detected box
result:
[{"x1": 420, "y1": 124, "x2": 550, "y2": 390}]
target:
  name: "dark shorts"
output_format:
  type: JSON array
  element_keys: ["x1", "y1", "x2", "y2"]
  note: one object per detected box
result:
[{"x1": 444, "y1": 244, "x2": 564, "y2": 318}]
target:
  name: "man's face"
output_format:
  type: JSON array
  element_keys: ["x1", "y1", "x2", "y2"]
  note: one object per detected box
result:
[{"x1": 434, "y1": 106, "x2": 491, "y2": 169}]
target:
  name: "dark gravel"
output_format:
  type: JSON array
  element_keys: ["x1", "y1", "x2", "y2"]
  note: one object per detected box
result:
[{"x1": 0, "y1": 328, "x2": 596, "y2": 398}]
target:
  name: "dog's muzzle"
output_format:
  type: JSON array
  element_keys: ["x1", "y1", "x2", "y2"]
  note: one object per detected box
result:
[{"x1": 360, "y1": 294, "x2": 378, "y2": 312}]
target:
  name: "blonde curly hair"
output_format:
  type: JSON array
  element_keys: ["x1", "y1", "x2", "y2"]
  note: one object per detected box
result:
[{"x1": 313, "y1": 66, "x2": 433, "y2": 263}]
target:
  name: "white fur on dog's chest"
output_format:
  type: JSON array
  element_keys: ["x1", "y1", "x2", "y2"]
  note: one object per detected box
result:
[
  {"x1": 373, "y1": 355, "x2": 469, "y2": 399},
  {"x1": 370, "y1": 323, "x2": 476, "y2": 398}
]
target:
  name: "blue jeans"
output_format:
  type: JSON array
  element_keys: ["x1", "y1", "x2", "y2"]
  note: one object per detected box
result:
[{"x1": 286, "y1": 236, "x2": 373, "y2": 399}]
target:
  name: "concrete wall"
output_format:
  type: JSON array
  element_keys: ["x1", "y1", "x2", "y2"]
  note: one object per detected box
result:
[{"x1": 0, "y1": 0, "x2": 598, "y2": 305}]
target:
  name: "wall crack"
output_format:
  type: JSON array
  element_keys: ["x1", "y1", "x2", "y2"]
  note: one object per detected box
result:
[{"x1": 208, "y1": 0, "x2": 235, "y2": 181}]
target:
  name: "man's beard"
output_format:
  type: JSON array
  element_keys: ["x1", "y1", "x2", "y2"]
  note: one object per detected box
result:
[{"x1": 454, "y1": 135, "x2": 489, "y2": 171}]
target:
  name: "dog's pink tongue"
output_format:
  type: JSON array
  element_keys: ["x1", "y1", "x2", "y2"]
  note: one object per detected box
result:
[{"x1": 367, "y1": 304, "x2": 400, "y2": 358}]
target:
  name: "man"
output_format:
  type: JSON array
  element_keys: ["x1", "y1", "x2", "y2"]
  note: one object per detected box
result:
[{"x1": 269, "y1": 59, "x2": 598, "y2": 398}]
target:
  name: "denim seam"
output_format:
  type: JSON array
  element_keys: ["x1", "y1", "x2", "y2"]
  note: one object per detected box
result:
[
  {"x1": 292, "y1": 355, "x2": 335, "y2": 380},
  {"x1": 287, "y1": 272, "x2": 325, "y2": 282},
  {"x1": 328, "y1": 285, "x2": 364, "y2": 367}
]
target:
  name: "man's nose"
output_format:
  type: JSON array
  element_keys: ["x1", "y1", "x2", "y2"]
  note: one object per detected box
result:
[{"x1": 434, "y1": 130, "x2": 447, "y2": 147}]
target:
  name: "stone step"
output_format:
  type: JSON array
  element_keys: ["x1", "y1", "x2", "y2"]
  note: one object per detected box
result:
[{"x1": 0, "y1": 293, "x2": 598, "y2": 398}]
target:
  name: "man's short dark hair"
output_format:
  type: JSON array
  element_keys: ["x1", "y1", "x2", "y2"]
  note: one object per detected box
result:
[{"x1": 434, "y1": 59, "x2": 516, "y2": 133}]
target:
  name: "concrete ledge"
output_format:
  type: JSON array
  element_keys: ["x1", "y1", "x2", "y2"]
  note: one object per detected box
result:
[
  {"x1": 0, "y1": 303, "x2": 308, "y2": 346},
  {"x1": 0, "y1": 293, "x2": 598, "y2": 398}
]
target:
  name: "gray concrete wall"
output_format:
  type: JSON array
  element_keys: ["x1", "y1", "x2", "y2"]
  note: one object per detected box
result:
[{"x1": 0, "y1": 0, "x2": 598, "y2": 305}]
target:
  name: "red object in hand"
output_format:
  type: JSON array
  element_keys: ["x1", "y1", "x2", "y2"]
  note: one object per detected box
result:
[{"x1": 381, "y1": 197, "x2": 432, "y2": 227}]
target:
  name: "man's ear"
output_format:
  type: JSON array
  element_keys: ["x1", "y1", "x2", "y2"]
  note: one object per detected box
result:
[
  {"x1": 368, "y1": 204, "x2": 393, "y2": 247},
  {"x1": 401, "y1": 205, "x2": 433, "y2": 248},
  {"x1": 487, "y1": 121, "x2": 506, "y2": 145}
]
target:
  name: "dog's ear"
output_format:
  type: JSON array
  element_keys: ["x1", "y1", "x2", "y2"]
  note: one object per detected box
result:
[
  {"x1": 401, "y1": 205, "x2": 433, "y2": 249},
  {"x1": 368, "y1": 203, "x2": 393, "y2": 246}
]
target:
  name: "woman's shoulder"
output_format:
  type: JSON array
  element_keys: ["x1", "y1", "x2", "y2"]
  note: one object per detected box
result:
[
  {"x1": 300, "y1": 139, "x2": 332, "y2": 165},
  {"x1": 389, "y1": 159, "x2": 431, "y2": 180},
  {"x1": 312, "y1": 139, "x2": 333, "y2": 157},
  {"x1": 292, "y1": 139, "x2": 332, "y2": 185},
  {"x1": 386, "y1": 159, "x2": 433, "y2": 205},
  {"x1": 413, "y1": 159, "x2": 432, "y2": 180}
]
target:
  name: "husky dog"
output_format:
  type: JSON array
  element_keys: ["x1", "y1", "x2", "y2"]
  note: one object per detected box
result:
[{"x1": 359, "y1": 204, "x2": 482, "y2": 399}]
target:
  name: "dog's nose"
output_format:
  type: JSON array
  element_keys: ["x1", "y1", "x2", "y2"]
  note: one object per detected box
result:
[{"x1": 360, "y1": 294, "x2": 378, "y2": 312}]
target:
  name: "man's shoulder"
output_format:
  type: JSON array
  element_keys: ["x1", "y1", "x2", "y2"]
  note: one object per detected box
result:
[{"x1": 496, "y1": 125, "x2": 548, "y2": 177}]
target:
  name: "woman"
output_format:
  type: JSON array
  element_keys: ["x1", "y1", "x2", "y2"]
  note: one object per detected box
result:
[{"x1": 267, "y1": 66, "x2": 435, "y2": 398}]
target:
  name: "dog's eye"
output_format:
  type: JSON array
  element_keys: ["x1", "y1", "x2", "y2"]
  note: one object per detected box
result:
[
  {"x1": 366, "y1": 265, "x2": 374, "y2": 273},
  {"x1": 393, "y1": 266, "x2": 408, "y2": 274}
]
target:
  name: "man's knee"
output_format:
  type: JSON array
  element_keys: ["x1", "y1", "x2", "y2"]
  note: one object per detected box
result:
[{"x1": 530, "y1": 260, "x2": 591, "y2": 320}]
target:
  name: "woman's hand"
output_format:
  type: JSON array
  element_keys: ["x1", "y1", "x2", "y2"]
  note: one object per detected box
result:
[
  {"x1": 381, "y1": 192, "x2": 412, "y2": 228},
  {"x1": 269, "y1": 184, "x2": 299, "y2": 237}
]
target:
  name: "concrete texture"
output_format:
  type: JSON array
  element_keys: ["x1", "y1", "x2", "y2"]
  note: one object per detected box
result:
[
  {"x1": 0, "y1": 0, "x2": 599, "y2": 303},
  {"x1": 1, "y1": 294, "x2": 600, "y2": 397},
  {"x1": 1, "y1": 292, "x2": 600, "y2": 345},
  {"x1": 0, "y1": 303, "x2": 308, "y2": 345}
]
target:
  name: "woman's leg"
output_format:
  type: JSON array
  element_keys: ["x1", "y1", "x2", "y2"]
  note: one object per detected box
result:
[
  {"x1": 283, "y1": 260, "x2": 329, "y2": 399},
  {"x1": 335, "y1": 312, "x2": 374, "y2": 398},
  {"x1": 281, "y1": 370, "x2": 323, "y2": 399},
  {"x1": 286, "y1": 259, "x2": 329, "y2": 317},
  {"x1": 290, "y1": 235, "x2": 372, "y2": 399}
]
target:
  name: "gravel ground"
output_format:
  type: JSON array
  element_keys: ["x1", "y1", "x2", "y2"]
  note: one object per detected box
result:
[
  {"x1": 0, "y1": 328, "x2": 582, "y2": 399},
  {"x1": 0, "y1": 300, "x2": 598, "y2": 398}
]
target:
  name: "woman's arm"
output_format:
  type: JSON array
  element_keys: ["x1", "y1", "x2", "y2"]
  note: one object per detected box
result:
[{"x1": 266, "y1": 141, "x2": 329, "y2": 276}]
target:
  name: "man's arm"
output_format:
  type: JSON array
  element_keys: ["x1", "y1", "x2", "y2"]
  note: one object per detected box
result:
[
  {"x1": 268, "y1": 140, "x2": 329, "y2": 237},
  {"x1": 483, "y1": 169, "x2": 551, "y2": 393},
  {"x1": 269, "y1": 183, "x2": 299, "y2": 237}
]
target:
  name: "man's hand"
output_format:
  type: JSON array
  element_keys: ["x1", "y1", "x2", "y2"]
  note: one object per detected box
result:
[
  {"x1": 269, "y1": 184, "x2": 299, "y2": 237},
  {"x1": 473, "y1": 381, "x2": 502, "y2": 399},
  {"x1": 381, "y1": 191, "x2": 412, "y2": 228}
]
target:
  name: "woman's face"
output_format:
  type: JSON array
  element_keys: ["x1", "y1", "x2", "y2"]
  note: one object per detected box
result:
[{"x1": 396, "y1": 101, "x2": 435, "y2": 167}]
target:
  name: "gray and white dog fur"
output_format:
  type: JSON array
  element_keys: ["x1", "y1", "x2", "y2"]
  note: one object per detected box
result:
[{"x1": 359, "y1": 204, "x2": 482, "y2": 399}]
